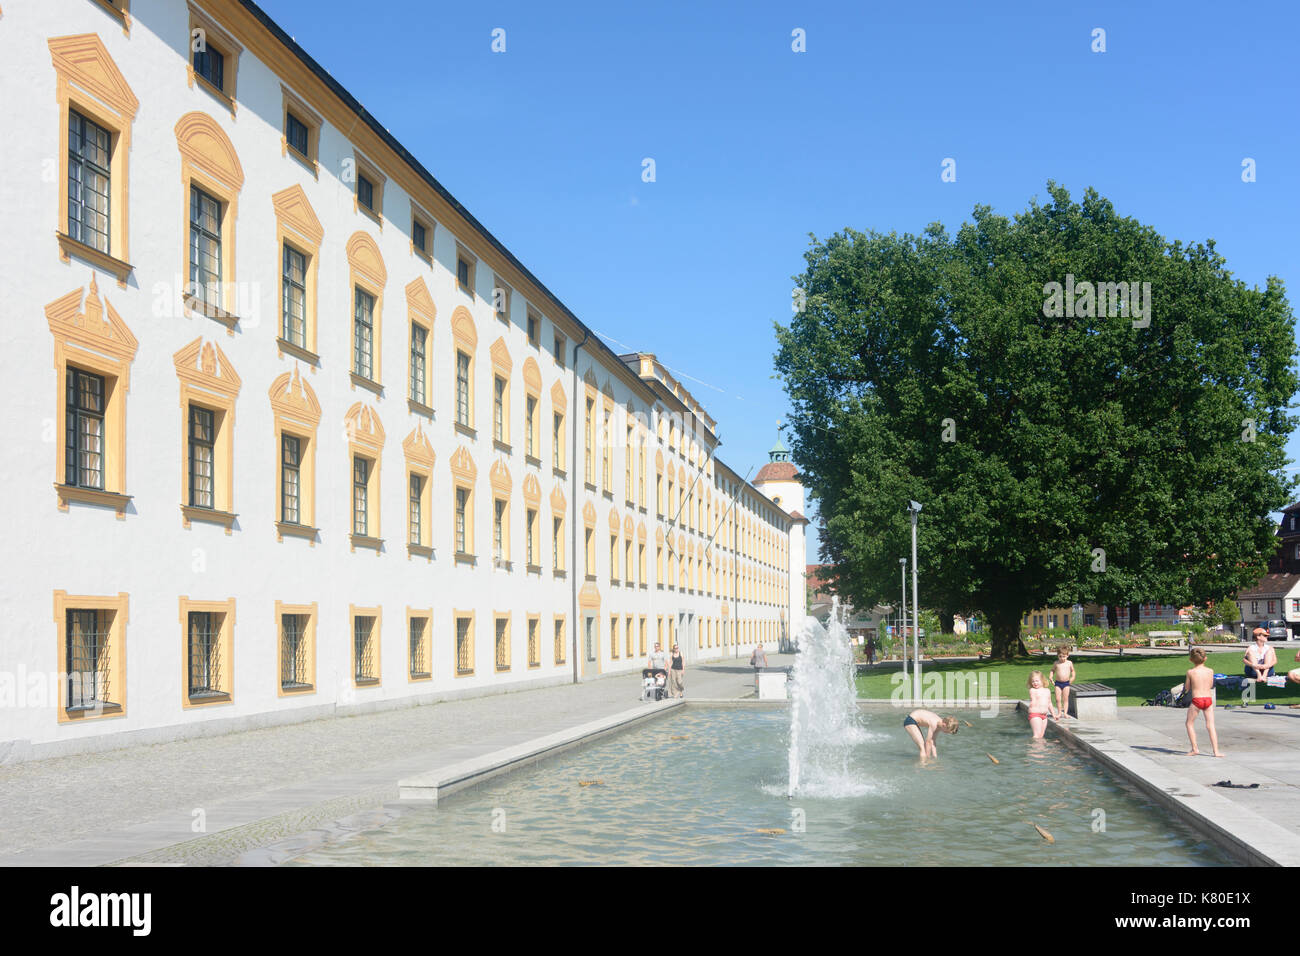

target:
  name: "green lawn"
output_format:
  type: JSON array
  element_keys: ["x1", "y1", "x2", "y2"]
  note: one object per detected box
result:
[{"x1": 855, "y1": 649, "x2": 1300, "y2": 708}]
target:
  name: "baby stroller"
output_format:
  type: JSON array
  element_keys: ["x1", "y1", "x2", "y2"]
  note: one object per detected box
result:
[{"x1": 641, "y1": 668, "x2": 668, "y2": 701}]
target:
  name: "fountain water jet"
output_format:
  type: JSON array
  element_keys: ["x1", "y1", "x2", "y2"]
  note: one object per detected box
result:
[{"x1": 786, "y1": 597, "x2": 873, "y2": 798}]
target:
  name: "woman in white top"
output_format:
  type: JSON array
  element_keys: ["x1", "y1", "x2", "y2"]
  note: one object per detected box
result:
[{"x1": 1244, "y1": 628, "x2": 1278, "y2": 680}]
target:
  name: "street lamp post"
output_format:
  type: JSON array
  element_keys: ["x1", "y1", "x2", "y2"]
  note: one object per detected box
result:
[
  {"x1": 899, "y1": 557, "x2": 908, "y2": 691},
  {"x1": 909, "y1": 501, "x2": 922, "y2": 704}
]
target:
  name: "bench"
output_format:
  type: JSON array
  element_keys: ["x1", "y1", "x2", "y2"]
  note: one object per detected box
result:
[
  {"x1": 1069, "y1": 682, "x2": 1117, "y2": 720},
  {"x1": 756, "y1": 667, "x2": 792, "y2": 701},
  {"x1": 1147, "y1": 630, "x2": 1188, "y2": 649}
]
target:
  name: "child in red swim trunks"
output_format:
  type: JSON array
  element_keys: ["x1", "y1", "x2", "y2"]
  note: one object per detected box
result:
[
  {"x1": 1026, "y1": 671, "x2": 1056, "y2": 739},
  {"x1": 1184, "y1": 647, "x2": 1223, "y2": 757}
]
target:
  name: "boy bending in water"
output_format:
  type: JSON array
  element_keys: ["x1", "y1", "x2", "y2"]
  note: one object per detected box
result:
[
  {"x1": 1184, "y1": 648, "x2": 1223, "y2": 758},
  {"x1": 903, "y1": 709, "x2": 959, "y2": 760}
]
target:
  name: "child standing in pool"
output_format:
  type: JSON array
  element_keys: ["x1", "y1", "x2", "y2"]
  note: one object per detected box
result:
[
  {"x1": 1026, "y1": 671, "x2": 1056, "y2": 738},
  {"x1": 1050, "y1": 646, "x2": 1075, "y2": 719},
  {"x1": 1184, "y1": 647, "x2": 1223, "y2": 757},
  {"x1": 903, "y1": 709, "x2": 959, "y2": 760}
]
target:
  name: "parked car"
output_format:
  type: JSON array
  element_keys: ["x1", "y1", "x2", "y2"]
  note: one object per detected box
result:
[{"x1": 1257, "y1": 619, "x2": 1291, "y2": 641}]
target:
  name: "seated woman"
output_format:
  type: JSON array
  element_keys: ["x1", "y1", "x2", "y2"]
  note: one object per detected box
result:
[{"x1": 1244, "y1": 628, "x2": 1278, "y2": 680}]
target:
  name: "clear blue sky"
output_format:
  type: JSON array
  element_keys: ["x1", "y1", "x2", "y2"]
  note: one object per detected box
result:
[{"x1": 256, "y1": 0, "x2": 1300, "y2": 563}]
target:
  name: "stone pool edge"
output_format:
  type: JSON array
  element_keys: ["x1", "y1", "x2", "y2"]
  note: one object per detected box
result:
[
  {"x1": 397, "y1": 699, "x2": 683, "y2": 802},
  {"x1": 1034, "y1": 704, "x2": 1300, "y2": 868}
]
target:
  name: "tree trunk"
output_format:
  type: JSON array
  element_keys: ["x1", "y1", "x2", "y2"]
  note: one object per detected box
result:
[
  {"x1": 1107, "y1": 604, "x2": 1118, "y2": 628},
  {"x1": 940, "y1": 610, "x2": 956, "y2": 635},
  {"x1": 1129, "y1": 602, "x2": 1141, "y2": 626},
  {"x1": 986, "y1": 607, "x2": 1025, "y2": 661}
]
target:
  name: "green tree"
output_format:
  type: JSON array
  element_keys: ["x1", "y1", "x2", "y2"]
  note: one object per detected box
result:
[{"x1": 774, "y1": 184, "x2": 1297, "y2": 660}]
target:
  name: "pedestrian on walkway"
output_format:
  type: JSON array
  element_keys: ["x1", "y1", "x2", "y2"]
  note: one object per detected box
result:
[
  {"x1": 750, "y1": 643, "x2": 768, "y2": 671},
  {"x1": 669, "y1": 643, "x2": 685, "y2": 698},
  {"x1": 866, "y1": 634, "x2": 877, "y2": 666}
]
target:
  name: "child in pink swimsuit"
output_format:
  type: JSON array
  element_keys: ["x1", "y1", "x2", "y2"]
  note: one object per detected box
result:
[{"x1": 1026, "y1": 671, "x2": 1056, "y2": 739}]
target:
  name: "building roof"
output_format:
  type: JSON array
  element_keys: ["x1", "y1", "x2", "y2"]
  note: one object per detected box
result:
[
  {"x1": 755, "y1": 461, "x2": 798, "y2": 483},
  {"x1": 1236, "y1": 573, "x2": 1300, "y2": 601},
  {"x1": 234, "y1": 0, "x2": 658, "y2": 407},
  {"x1": 788, "y1": 509, "x2": 809, "y2": 525}
]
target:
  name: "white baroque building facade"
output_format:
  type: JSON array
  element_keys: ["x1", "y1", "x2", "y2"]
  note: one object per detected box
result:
[{"x1": 0, "y1": 0, "x2": 806, "y2": 761}]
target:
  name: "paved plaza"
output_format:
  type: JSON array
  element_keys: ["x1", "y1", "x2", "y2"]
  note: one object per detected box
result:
[{"x1": 0, "y1": 653, "x2": 774, "y2": 866}]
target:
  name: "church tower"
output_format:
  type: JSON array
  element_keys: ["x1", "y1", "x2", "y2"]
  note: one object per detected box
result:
[{"x1": 753, "y1": 433, "x2": 808, "y2": 643}]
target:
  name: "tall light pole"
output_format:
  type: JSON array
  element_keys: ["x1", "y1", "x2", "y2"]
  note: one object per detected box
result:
[
  {"x1": 899, "y1": 557, "x2": 908, "y2": 692},
  {"x1": 909, "y1": 500, "x2": 922, "y2": 703}
]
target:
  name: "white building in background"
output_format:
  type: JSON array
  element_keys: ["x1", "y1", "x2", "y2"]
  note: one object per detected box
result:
[
  {"x1": 752, "y1": 437, "x2": 809, "y2": 643},
  {"x1": 0, "y1": 0, "x2": 802, "y2": 762}
]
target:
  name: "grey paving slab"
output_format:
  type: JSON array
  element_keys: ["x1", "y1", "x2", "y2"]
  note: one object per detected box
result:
[
  {"x1": 1043, "y1": 703, "x2": 1300, "y2": 866},
  {"x1": 0, "y1": 652, "x2": 773, "y2": 866}
]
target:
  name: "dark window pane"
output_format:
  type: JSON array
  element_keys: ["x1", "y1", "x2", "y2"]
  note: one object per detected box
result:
[{"x1": 285, "y1": 111, "x2": 308, "y2": 156}]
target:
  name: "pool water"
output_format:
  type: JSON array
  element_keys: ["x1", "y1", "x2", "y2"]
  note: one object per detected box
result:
[{"x1": 281, "y1": 707, "x2": 1235, "y2": 866}]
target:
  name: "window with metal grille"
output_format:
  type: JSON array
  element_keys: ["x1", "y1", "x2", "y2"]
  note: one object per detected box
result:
[
  {"x1": 280, "y1": 613, "x2": 310, "y2": 689},
  {"x1": 455, "y1": 486, "x2": 469, "y2": 554},
  {"x1": 357, "y1": 173, "x2": 373, "y2": 211},
  {"x1": 65, "y1": 367, "x2": 105, "y2": 489},
  {"x1": 353, "y1": 615, "x2": 376, "y2": 683},
  {"x1": 68, "y1": 110, "x2": 110, "y2": 253},
  {"x1": 585, "y1": 617, "x2": 595, "y2": 661},
  {"x1": 525, "y1": 396, "x2": 536, "y2": 458},
  {"x1": 456, "y1": 616, "x2": 472, "y2": 674},
  {"x1": 189, "y1": 185, "x2": 222, "y2": 311},
  {"x1": 409, "y1": 474, "x2": 422, "y2": 544},
  {"x1": 281, "y1": 434, "x2": 301, "y2": 523},
  {"x1": 553, "y1": 517, "x2": 562, "y2": 571},
  {"x1": 626, "y1": 539, "x2": 633, "y2": 585},
  {"x1": 555, "y1": 619, "x2": 566, "y2": 664},
  {"x1": 493, "y1": 376, "x2": 505, "y2": 443},
  {"x1": 602, "y1": 411, "x2": 612, "y2": 488},
  {"x1": 285, "y1": 111, "x2": 308, "y2": 157},
  {"x1": 66, "y1": 609, "x2": 112, "y2": 710},
  {"x1": 495, "y1": 618, "x2": 509, "y2": 671},
  {"x1": 553, "y1": 413, "x2": 563, "y2": 470},
  {"x1": 188, "y1": 405, "x2": 215, "y2": 509},
  {"x1": 410, "y1": 324, "x2": 426, "y2": 403},
  {"x1": 282, "y1": 244, "x2": 307, "y2": 346},
  {"x1": 188, "y1": 611, "x2": 225, "y2": 698},
  {"x1": 526, "y1": 508, "x2": 536, "y2": 566},
  {"x1": 193, "y1": 40, "x2": 224, "y2": 90},
  {"x1": 493, "y1": 498, "x2": 505, "y2": 561},
  {"x1": 456, "y1": 351, "x2": 470, "y2": 426},
  {"x1": 584, "y1": 399, "x2": 594, "y2": 482},
  {"x1": 528, "y1": 619, "x2": 539, "y2": 667},
  {"x1": 626, "y1": 616, "x2": 634, "y2": 657},
  {"x1": 610, "y1": 535, "x2": 618, "y2": 581},
  {"x1": 353, "y1": 456, "x2": 369, "y2": 536},
  {"x1": 409, "y1": 617, "x2": 429, "y2": 678},
  {"x1": 610, "y1": 616, "x2": 619, "y2": 658},
  {"x1": 412, "y1": 220, "x2": 426, "y2": 253},
  {"x1": 625, "y1": 427, "x2": 633, "y2": 496},
  {"x1": 353, "y1": 287, "x2": 375, "y2": 380}
]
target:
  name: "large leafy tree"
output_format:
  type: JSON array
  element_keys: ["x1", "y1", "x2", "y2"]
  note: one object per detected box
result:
[{"x1": 775, "y1": 184, "x2": 1297, "y2": 659}]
